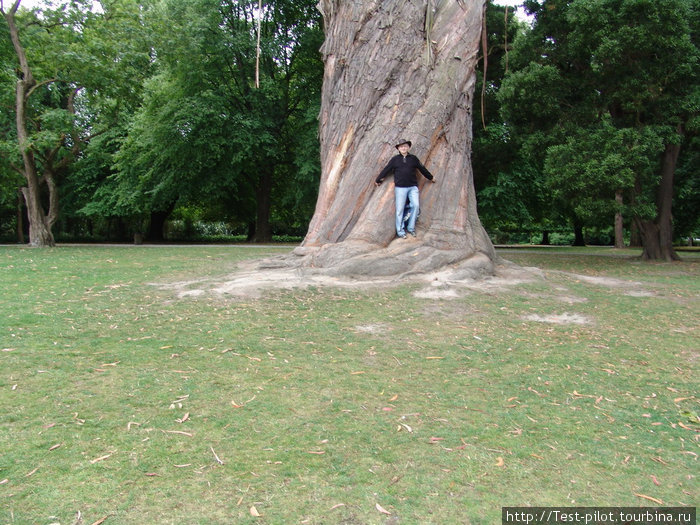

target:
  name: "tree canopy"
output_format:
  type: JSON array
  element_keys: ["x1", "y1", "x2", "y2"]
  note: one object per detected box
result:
[
  {"x1": 1, "y1": 0, "x2": 323, "y2": 244},
  {"x1": 1, "y1": 0, "x2": 697, "y2": 259},
  {"x1": 492, "y1": 0, "x2": 699, "y2": 257}
]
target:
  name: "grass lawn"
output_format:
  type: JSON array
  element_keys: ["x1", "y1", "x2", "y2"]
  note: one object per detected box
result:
[{"x1": 1, "y1": 245, "x2": 697, "y2": 524}]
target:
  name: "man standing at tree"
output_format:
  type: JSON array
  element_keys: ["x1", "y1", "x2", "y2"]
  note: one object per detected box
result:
[{"x1": 375, "y1": 139, "x2": 436, "y2": 239}]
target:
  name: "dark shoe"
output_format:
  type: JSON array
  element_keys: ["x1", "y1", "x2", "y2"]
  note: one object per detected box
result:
[
  {"x1": 397, "y1": 233, "x2": 407, "y2": 239},
  {"x1": 408, "y1": 231, "x2": 416, "y2": 237}
]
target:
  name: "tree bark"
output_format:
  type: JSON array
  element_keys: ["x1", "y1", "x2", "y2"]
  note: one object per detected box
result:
[
  {"x1": 614, "y1": 189, "x2": 625, "y2": 249},
  {"x1": 291, "y1": 0, "x2": 495, "y2": 277},
  {"x1": 148, "y1": 208, "x2": 172, "y2": 242},
  {"x1": 4, "y1": 3, "x2": 56, "y2": 247},
  {"x1": 629, "y1": 217, "x2": 642, "y2": 247},
  {"x1": 16, "y1": 189, "x2": 25, "y2": 244},
  {"x1": 573, "y1": 220, "x2": 585, "y2": 246},
  {"x1": 252, "y1": 169, "x2": 273, "y2": 243},
  {"x1": 636, "y1": 134, "x2": 681, "y2": 261}
]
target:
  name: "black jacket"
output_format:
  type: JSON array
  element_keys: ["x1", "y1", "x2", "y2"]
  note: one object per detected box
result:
[{"x1": 376, "y1": 154, "x2": 434, "y2": 188}]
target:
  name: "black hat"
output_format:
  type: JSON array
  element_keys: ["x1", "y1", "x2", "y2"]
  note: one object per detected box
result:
[{"x1": 395, "y1": 139, "x2": 412, "y2": 149}]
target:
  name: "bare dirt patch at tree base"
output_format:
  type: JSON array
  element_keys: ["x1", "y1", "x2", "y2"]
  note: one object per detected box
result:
[
  {"x1": 156, "y1": 253, "x2": 544, "y2": 300},
  {"x1": 153, "y1": 255, "x2": 660, "y2": 328}
]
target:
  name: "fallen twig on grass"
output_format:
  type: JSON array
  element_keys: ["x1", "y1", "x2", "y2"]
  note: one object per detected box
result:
[{"x1": 210, "y1": 446, "x2": 224, "y2": 465}]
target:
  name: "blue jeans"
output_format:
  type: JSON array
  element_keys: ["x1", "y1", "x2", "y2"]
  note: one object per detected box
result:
[{"x1": 395, "y1": 186, "x2": 419, "y2": 236}]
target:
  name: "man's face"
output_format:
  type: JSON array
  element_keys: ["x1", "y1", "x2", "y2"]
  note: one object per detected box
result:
[{"x1": 398, "y1": 143, "x2": 411, "y2": 155}]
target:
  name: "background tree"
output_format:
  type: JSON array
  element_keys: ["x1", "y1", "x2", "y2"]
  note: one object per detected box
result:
[
  {"x1": 673, "y1": 136, "x2": 700, "y2": 244},
  {"x1": 92, "y1": 0, "x2": 323, "y2": 242},
  {"x1": 291, "y1": 0, "x2": 496, "y2": 277},
  {"x1": 1, "y1": 0, "x2": 154, "y2": 246},
  {"x1": 472, "y1": 1, "x2": 559, "y2": 245},
  {"x1": 0, "y1": 25, "x2": 22, "y2": 240},
  {"x1": 2, "y1": 0, "x2": 72, "y2": 246},
  {"x1": 59, "y1": 0, "x2": 157, "y2": 241},
  {"x1": 500, "y1": 0, "x2": 699, "y2": 259}
]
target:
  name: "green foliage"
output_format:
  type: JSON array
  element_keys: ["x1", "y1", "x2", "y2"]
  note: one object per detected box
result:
[
  {"x1": 85, "y1": 0, "x2": 323, "y2": 240},
  {"x1": 1, "y1": 0, "x2": 321, "y2": 242},
  {"x1": 0, "y1": 0, "x2": 156, "y2": 240},
  {"x1": 673, "y1": 136, "x2": 700, "y2": 239},
  {"x1": 544, "y1": 121, "x2": 664, "y2": 225},
  {"x1": 4, "y1": 0, "x2": 695, "y2": 244},
  {"x1": 474, "y1": 3, "x2": 538, "y2": 235},
  {"x1": 495, "y1": 0, "x2": 699, "y2": 245}
]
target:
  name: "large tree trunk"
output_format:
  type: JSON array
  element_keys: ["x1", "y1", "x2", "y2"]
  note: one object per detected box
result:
[{"x1": 291, "y1": 0, "x2": 495, "y2": 277}]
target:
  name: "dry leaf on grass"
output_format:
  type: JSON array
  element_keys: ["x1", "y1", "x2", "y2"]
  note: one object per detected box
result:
[
  {"x1": 250, "y1": 505, "x2": 261, "y2": 517},
  {"x1": 90, "y1": 453, "x2": 113, "y2": 464},
  {"x1": 528, "y1": 387, "x2": 545, "y2": 397},
  {"x1": 375, "y1": 503, "x2": 391, "y2": 515},
  {"x1": 495, "y1": 457, "x2": 505, "y2": 467},
  {"x1": 163, "y1": 430, "x2": 193, "y2": 437},
  {"x1": 674, "y1": 396, "x2": 694, "y2": 403},
  {"x1": 231, "y1": 395, "x2": 257, "y2": 408},
  {"x1": 634, "y1": 492, "x2": 663, "y2": 505}
]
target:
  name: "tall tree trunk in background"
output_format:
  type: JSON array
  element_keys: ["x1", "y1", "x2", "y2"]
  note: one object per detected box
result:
[
  {"x1": 252, "y1": 169, "x2": 273, "y2": 243},
  {"x1": 629, "y1": 221, "x2": 641, "y2": 247},
  {"x1": 4, "y1": 3, "x2": 56, "y2": 246},
  {"x1": 636, "y1": 133, "x2": 681, "y2": 261},
  {"x1": 292, "y1": 0, "x2": 495, "y2": 277},
  {"x1": 573, "y1": 220, "x2": 585, "y2": 246},
  {"x1": 614, "y1": 190, "x2": 624, "y2": 249},
  {"x1": 148, "y1": 206, "x2": 174, "y2": 242},
  {"x1": 16, "y1": 190, "x2": 25, "y2": 244}
]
